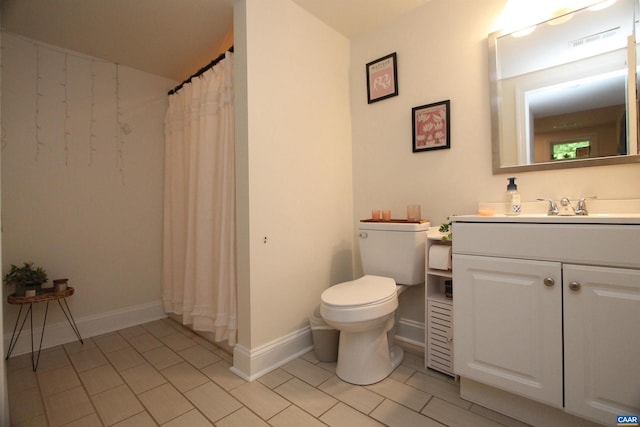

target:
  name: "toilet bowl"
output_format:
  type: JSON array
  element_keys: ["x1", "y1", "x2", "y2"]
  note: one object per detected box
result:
[{"x1": 320, "y1": 275, "x2": 404, "y2": 385}]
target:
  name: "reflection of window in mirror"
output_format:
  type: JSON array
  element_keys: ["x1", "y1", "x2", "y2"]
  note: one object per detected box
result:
[{"x1": 550, "y1": 140, "x2": 591, "y2": 160}]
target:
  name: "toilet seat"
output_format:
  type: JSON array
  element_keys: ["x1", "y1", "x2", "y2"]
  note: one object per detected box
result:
[
  {"x1": 320, "y1": 275, "x2": 398, "y2": 324},
  {"x1": 321, "y1": 275, "x2": 396, "y2": 308}
]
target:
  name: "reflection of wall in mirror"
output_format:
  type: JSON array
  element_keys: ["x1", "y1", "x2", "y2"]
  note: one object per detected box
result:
[
  {"x1": 532, "y1": 104, "x2": 625, "y2": 162},
  {"x1": 497, "y1": 50, "x2": 626, "y2": 166}
]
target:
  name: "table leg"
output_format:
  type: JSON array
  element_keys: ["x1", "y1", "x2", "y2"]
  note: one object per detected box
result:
[
  {"x1": 57, "y1": 297, "x2": 83, "y2": 343},
  {"x1": 5, "y1": 304, "x2": 30, "y2": 360},
  {"x1": 30, "y1": 301, "x2": 50, "y2": 371}
]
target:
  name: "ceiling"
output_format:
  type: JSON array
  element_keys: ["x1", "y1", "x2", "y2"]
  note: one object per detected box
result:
[{"x1": 1, "y1": 0, "x2": 430, "y2": 82}]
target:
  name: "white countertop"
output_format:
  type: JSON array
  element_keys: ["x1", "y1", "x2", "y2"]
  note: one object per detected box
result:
[
  {"x1": 452, "y1": 213, "x2": 640, "y2": 225},
  {"x1": 452, "y1": 199, "x2": 640, "y2": 225}
]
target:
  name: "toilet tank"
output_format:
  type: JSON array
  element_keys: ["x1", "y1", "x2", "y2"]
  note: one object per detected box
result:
[{"x1": 358, "y1": 221, "x2": 430, "y2": 285}]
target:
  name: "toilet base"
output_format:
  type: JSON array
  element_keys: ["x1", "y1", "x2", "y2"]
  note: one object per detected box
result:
[{"x1": 335, "y1": 322, "x2": 404, "y2": 385}]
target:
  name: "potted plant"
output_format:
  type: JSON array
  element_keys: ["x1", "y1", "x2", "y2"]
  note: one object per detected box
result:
[{"x1": 4, "y1": 262, "x2": 48, "y2": 297}]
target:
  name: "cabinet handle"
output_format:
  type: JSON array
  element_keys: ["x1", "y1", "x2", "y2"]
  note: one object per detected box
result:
[
  {"x1": 569, "y1": 281, "x2": 581, "y2": 291},
  {"x1": 543, "y1": 277, "x2": 555, "y2": 287}
]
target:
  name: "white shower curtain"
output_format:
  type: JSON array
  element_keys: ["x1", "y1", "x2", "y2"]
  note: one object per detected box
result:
[{"x1": 162, "y1": 52, "x2": 236, "y2": 345}]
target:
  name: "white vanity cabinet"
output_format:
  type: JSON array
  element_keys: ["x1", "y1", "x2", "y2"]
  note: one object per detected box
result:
[{"x1": 452, "y1": 219, "x2": 640, "y2": 427}]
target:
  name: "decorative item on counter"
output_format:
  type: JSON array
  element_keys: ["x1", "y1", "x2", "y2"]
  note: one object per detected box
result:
[
  {"x1": 382, "y1": 210, "x2": 391, "y2": 221},
  {"x1": 445, "y1": 280, "x2": 453, "y2": 299},
  {"x1": 439, "y1": 219, "x2": 452, "y2": 241},
  {"x1": 504, "y1": 177, "x2": 521, "y2": 215},
  {"x1": 53, "y1": 278, "x2": 69, "y2": 294},
  {"x1": 371, "y1": 209, "x2": 381, "y2": 221},
  {"x1": 407, "y1": 204, "x2": 421, "y2": 221},
  {"x1": 3, "y1": 262, "x2": 48, "y2": 297},
  {"x1": 477, "y1": 207, "x2": 495, "y2": 216}
]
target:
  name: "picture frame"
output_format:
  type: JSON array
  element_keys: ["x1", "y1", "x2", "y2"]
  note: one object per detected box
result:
[
  {"x1": 412, "y1": 100, "x2": 450, "y2": 152},
  {"x1": 366, "y1": 53, "x2": 398, "y2": 104}
]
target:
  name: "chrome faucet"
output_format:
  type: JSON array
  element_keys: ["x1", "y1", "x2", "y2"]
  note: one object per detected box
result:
[
  {"x1": 575, "y1": 196, "x2": 596, "y2": 215},
  {"x1": 538, "y1": 196, "x2": 596, "y2": 216},
  {"x1": 537, "y1": 198, "x2": 559, "y2": 215}
]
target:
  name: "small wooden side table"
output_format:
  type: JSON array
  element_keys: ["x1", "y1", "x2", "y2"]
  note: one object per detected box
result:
[{"x1": 5, "y1": 287, "x2": 83, "y2": 371}]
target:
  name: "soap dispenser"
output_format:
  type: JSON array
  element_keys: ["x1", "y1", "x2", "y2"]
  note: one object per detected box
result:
[{"x1": 504, "y1": 177, "x2": 521, "y2": 215}]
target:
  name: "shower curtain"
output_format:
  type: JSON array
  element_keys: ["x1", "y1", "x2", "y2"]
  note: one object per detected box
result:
[{"x1": 162, "y1": 52, "x2": 236, "y2": 345}]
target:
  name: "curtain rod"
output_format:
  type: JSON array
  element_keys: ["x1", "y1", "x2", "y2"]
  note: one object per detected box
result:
[{"x1": 168, "y1": 45, "x2": 234, "y2": 95}]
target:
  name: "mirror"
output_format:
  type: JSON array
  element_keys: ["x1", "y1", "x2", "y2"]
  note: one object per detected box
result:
[{"x1": 490, "y1": 0, "x2": 640, "y2": 173}]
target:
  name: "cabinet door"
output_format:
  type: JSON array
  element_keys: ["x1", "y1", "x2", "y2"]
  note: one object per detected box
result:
[
  {"x1": 453, "y1": 254, "x2": 563, "y2": 408},
  {"x1": 564, "y1": 265, "x2": 640, "y2": 425}
]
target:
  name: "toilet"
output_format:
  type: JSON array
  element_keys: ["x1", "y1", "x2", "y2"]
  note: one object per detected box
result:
[{"x1": 320, "y1": 220, "x2": 429, "y2": 385}]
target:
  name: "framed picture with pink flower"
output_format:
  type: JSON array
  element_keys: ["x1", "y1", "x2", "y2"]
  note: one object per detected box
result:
[
  {"x1": 412, "y1": 100, "x2": 450, "y2": 152},
  {"x1": 366, "y1": 53, "x2": 398, "y2": 103}
]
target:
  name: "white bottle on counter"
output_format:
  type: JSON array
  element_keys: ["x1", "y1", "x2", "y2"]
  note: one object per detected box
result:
[{"x1": 504, "y1": 177, "x2": 521, "y2": 215}]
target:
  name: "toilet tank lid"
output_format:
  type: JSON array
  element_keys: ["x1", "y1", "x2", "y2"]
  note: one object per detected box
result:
[
  {"x1": 359, "y1": 220, "x2": 430, "y2": 232},
  {"x1": 321, "y1": 275, "x2": 397, "y2": 307}
]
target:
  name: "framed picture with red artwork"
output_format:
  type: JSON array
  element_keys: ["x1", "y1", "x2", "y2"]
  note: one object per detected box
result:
[
  {"x1": 412, "y1": 100, "x2": 450, "y2": 152},
  {"x1": 366, "y1": 53, "x2": 398, "y2": 104}
]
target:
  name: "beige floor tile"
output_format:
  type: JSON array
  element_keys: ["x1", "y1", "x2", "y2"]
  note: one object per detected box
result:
[
  {"x1": 178, "y1": 344, "x2": 221, "y2": 369},
  {"x1": 421, "y1": 397, "x2": 505, "y2": 427},
  {"x1": 370, "y1": 399, "x2": 445, "y2": 427},
  {"x1": 92, "y1": 383, "x2": 145, "y2": 426},
  {"x1": 120, "y1": 362, "x2": 167, "y2": 394},
  {"x1": 6, "y1": 352, "x2": 33, "y2": 372},
  {"x1": 184, "y1": 381, "x2": 243, "y2": 423},
  {"x1": 143, "y1": 319, "x2": 178, "y2": 338},
  {"x1": 319, "y1": 375, "x2": 384, "y2": 414},
  {"x1": 64, "y1": 338, "x2": 97, "y2": 355},
  {"x1": 105, "y1": 346, "x2": 146, "y2": 372},
  {"x1": 317, "y1": 361, "x2": 337, "y2": 374},
  {"x1": 470, "y1": 404, "x2": 533, "y2": 427},
  {"x1": 280, "y1": 357, "x2": 333, "y2": 386},
  {"x1": 275, "y1": 377, "x2": 337, "y2": 417},
  {"x1": 111, "y1": 411, "x2": 158, "y2": 427},
  {"x1": 13, "y1": 414, "x2": 49, "y2": 426},
  {"x1": 366, "y1": 377, "x2": 431, "y2": 411},
  {"x1": 142, "y1": 345, "x2": 183, "y2": 370},
  {"x1": 216, "y1": 407, "x2": 270, "y2": 427},
  {"x1": 116, "y1": 325, "x2": 147, "y2": 339},
  {"x1": 126, "y1": 332, "x2": 163, "y2": 353},
  {"x1": 269, "y1": 405, "x2": 327, "y2": 427},
  {"x1": 201, "y1": 360, "x2": 246, "y2": 390},
  {"x1": 36, "y1": 346, "x2": 72, "y2": 373},
  {"x1": 162, "y1": 361, "x2": 209, "y2": 392},
  {"x1": 230, "y1": 380, "x2": 291, "y2": 420},
  {"x1": 320, "y1": 402, "x2": 386, "y2": 427},
  {"x1": 9, "y1": 387, "x2": 45, "y2": 425},
  {"x1": 38, "y1": 364, "x2": 81, "y2": 396},
  {"x1": 257, "y1": 368, "x2": 293, "y2": 389},
  {"x1": 44, "y1": 385, "x2": 95, "y2": 427},
  {"x1": 63, "y1": 412, "x2": 103, "y2": 426},
  {"x1": 79, "y1": 363, "x2": 124, "y2": 395},
  {"x1": 93, "y1": 333, "x2": 131, "y2": 353},
  {"x1": 163, "y1": 408, "x2": 215, "y2": 427},
  {"x1": 8, "y1": 366, "x2": 38, "y2": 393},
  {"x1": 161, "y1": 333, "x2": 197, "y2": 352},
  {"x1": 68, "y1": 347, "x2": 108, "y2": 373},
  {"x1": 389, "y1": 363, "x2": 416, "y2": 383},
  {"x1": 406, "y1": 371, "x2": 471, "y2": 409},
  {"x1": 138, "y1": 382, "x2": 194, "y2": 424}
]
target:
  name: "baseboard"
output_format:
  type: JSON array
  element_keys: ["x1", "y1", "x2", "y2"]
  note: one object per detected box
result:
[
  {"x1": 396, "y1": 317, "x2": 425, "y2": 348},
  {"x1": 231, "y1": 326, "x2": 313, "y2": 381},
  {"x1": 4, "y1": 300, "x2": 166, "y2": 357}
]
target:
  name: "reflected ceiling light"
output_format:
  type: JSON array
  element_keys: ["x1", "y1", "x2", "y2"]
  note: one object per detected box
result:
[
  {"x1": 588, "y1": 0, "x2": 616, "y2": 11},
  {"x1": 512, "y1": 26, "x2": 537, "y2": 37}
]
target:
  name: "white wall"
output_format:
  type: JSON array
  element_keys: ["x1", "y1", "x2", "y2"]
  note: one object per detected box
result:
[
  {"x1": 1, "y1": 34, "x2": 174, "y2": 347},
  {"x1": 234, "y1": 0, "x2": 353, "y2": 377},
  {"x1": 350, "y1": 0, "x2": 640, "y2": 330}
]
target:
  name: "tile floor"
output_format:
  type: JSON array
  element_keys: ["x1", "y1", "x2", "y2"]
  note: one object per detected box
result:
[{"x1": 6, "y1": 318, "x2": 532, "y2": 426}]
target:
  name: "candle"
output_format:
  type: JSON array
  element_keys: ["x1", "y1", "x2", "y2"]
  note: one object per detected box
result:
[
  {"x1": 382, "y1": 210, "x2": 391, "y2": 221},
  {"x1": 371, "y1": 209, "x2": 381, "y2": 221}
]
